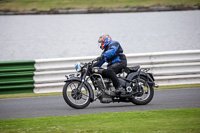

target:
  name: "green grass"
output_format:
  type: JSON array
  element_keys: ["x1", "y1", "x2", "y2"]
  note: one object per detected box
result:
[
  {"x1": 0, "y1": 0, "x2": 200, "y2": 11},
  {"x1": 155, "y1": 83, "x2": 200, "y2": 90},
  {"x1": 0, "y1": 83, "x2": 200, "y2": 99},
  {"x1": 0, "y1": 108, "x2": 200, "y2": 133},
  {"x1": 0, "y1": 92, "x2": 62, "y2": 99}
]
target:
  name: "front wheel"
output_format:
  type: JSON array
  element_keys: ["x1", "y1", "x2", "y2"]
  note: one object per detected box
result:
[
  {"x1": 131, "y1": 76, "x2": 154, "y2": 105},
  {"x1": 63, "y1": 81, "x2": 91, "y2": 109}
]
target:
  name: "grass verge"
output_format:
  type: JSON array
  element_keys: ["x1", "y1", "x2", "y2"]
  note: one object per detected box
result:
[
  {"x1": 0, "y1": 0, "x2": 200, "y2": 11},
  {"x1": 0, "y1": 108, "x2": 200, "y2": 133},
  {"x1": 154, "y1": 83, "x2": 200, "y2": 90},
  {"x1": 0, "y1": 92, "x2": 62, "y2": 99},
  {"x1": 0, "y1": 83, "x2": 200, "y2": 99}
]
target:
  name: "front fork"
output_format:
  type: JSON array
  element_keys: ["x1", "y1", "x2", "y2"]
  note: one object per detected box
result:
[
  {"x1": 77, "y1": 79, "x2": 85, "y2": 93},
  {"x1": 77, "y1": 66, "x2": 88, "y2": 93}
]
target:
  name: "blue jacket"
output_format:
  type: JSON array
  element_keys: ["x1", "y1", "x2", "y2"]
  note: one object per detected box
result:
[{"x1": 95, "y1": 41, "x2": 127, "y2": 67}]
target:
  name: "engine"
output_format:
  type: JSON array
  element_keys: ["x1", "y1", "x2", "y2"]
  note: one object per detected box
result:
[{"x1": 95, "y1": 78, "x2": 115, "y2": 103}]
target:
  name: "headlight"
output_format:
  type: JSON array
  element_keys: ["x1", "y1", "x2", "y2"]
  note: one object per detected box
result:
[{"x1": 82, "y1": 67, "x2": 87, "y2": 72}]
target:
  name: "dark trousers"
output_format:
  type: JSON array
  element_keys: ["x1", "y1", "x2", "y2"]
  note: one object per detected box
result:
[{"x1": 102, "y1": 62, "x2": 126, "y2": 88}]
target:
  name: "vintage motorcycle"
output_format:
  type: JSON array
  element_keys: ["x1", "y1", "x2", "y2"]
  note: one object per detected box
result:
[{"x1": 63, "y1": 59, "x2": 158, "y2": 109}]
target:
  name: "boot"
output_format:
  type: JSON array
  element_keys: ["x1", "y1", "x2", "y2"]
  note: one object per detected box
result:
[{"x1": 115, "y1": 85, "x2": 126, "y2": 95}]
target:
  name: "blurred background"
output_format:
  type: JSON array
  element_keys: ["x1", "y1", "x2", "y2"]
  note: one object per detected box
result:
[{"x1": 0, "y1": 0, "x2": 200, "y2": 61}]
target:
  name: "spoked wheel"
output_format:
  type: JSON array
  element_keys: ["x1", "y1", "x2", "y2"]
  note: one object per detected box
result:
[
  {"x1": 131, "y1": 76, "x2": 154, "y2": 105},
  {"x1": 63, "y1": 81, "x2": 91, "y2": 109}
]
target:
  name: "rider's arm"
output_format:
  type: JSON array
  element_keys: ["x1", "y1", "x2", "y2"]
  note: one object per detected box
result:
[
  {"x1": 93, "y1": 55, "x2": 105, "y2": 67},
  {"x1": 103, "y1": 42, "x2": 119, "y2": 59}
]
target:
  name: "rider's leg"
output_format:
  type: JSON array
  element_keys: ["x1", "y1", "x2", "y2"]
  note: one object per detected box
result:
[
  {"x1": 102, "y1": 63, "x2": 126, "y2": 94},
  {"x1": 102, "y1": 68, "x2": 120, "y2": 88}
]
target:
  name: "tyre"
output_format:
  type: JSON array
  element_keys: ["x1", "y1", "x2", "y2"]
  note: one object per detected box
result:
[
  {"x1": 131, "y1": 76, "x2": 154, "y2": 105},
  {"x1": 63, "y1": 81, "x2": 91, "y2": 109}
]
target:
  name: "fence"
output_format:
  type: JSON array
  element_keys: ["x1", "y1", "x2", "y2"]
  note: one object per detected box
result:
[
  {"x1": 0, "y1": 61, "x2": 35, "y2": 94},
  {"x1": 0, "y1": 50, "x2": 200, "y2": 94}
]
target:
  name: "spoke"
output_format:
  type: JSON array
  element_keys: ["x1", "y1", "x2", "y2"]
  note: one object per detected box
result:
[
  {"x1": 81, "y1": 97, "x2": 87, "y2": 100},
  {"x1": 139, "y1": 97, "x2": 143, "y2": 100},
  {"x1": 67, "y1": 81, "x2": 90, "y2": 105},
  {"x1": 81, "y1": 93, "x2": 89, "y2": 98},
  {"x1": 72, "y1": 82, "x2": 77, "y2": 89},
  {"x1": 75, "y1": 95, "x2": 78, "y2": 103},
  {"x1": 69, "y1": 84, "x2": 73, "y2": 91}
]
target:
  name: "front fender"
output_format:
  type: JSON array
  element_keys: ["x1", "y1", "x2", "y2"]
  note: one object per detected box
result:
[{"x1": 65, "y1": 77, "x2": 94, "y2": 102}]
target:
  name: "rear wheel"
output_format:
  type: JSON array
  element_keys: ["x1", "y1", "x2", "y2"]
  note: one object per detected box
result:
[
  {"x1": 131, "y1": 76, "x2": 154, "y2": 105},
  {"x1": 63, "y1": 81, "x2": 91, "y2": 109}
]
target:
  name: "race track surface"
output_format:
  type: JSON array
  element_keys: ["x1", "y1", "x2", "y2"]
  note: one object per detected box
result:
[{"x1": 0, "y1": 88, "x2": 200, "y2": 119}]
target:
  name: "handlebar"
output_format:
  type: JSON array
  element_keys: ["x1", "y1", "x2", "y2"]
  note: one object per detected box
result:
[{"x1": 88, "y1": 58, "x2": 98, "y2": 67}]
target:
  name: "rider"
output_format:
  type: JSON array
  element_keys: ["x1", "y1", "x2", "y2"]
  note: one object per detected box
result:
[{"x1": 94, "y1": 34, "x2": 127, "y2": 95}]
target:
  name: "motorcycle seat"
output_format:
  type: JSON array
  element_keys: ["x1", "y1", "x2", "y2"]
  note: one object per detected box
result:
[
  {"x1": 118, "y1": 65, "x2": 140, "y2": 74},
  {"x1": 126, "y1": 65, "x2": 140, "y2": 72}
]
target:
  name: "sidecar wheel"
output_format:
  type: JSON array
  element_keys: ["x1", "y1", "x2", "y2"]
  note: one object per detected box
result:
[{"x1": 63, "y1": 81, "x2": 91, "y2": 109}]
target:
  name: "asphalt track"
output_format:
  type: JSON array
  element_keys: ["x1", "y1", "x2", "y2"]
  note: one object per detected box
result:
[{"x1": 0, "y1": 88, "x2": 200, "y2": 120}]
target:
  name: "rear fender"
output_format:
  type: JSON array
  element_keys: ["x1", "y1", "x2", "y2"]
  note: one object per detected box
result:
[
  {"x1": 127, "y1": 71, "x2": 155, "y2": 86},
  {"x1": 65, "y1": 77, "x2": 94, "y2": 102}
]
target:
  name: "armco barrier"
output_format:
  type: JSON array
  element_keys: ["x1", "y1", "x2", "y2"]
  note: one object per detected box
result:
[
  {"x1": 0, "y1": 60, "x2": 35, "y2": 94},
  {"x1": 0, "y1": 50, "x2": 200, "y2": 94}
]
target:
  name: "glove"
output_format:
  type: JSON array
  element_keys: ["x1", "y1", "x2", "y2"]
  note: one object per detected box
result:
[{"x1": 96, "y1": 54, "x2": 104, "y2": 61}]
